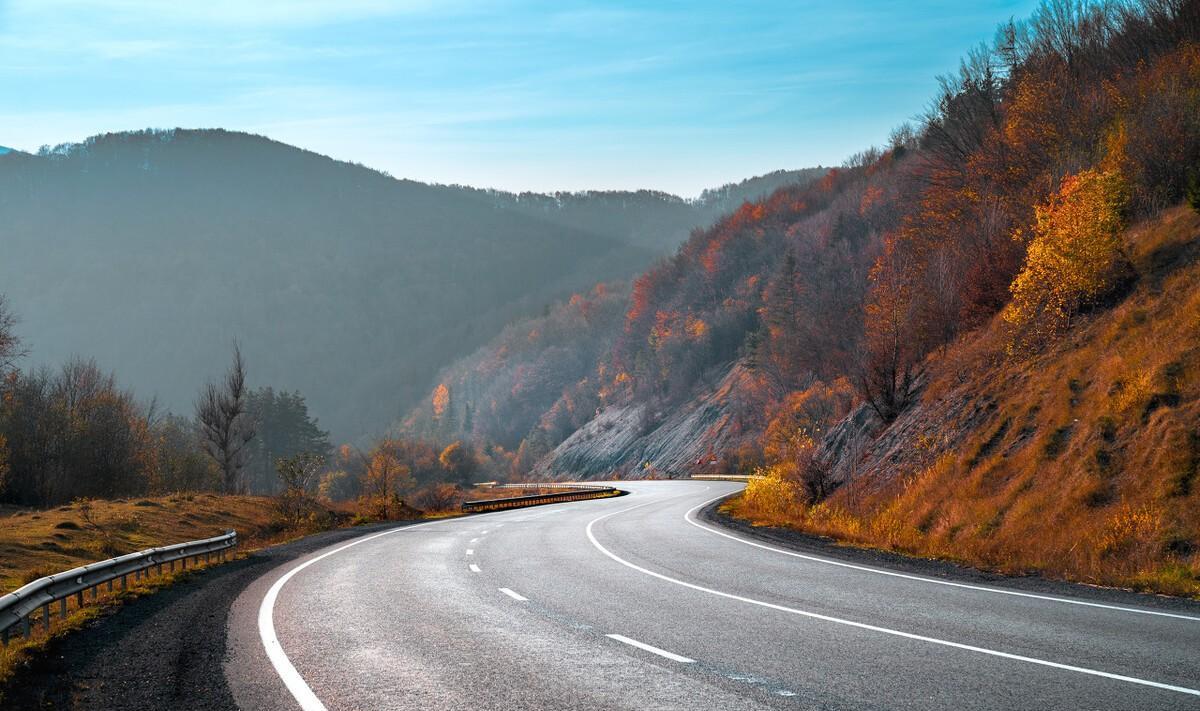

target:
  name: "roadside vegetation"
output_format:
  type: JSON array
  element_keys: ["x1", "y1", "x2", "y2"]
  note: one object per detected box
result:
[{"x1": 729, "y1": 205, "x2": 1200, "y2": 597}]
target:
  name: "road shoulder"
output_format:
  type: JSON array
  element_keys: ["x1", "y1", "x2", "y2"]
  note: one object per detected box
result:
[{"x1": 0, "y1": 521, "x2": 421, "y2": 710}]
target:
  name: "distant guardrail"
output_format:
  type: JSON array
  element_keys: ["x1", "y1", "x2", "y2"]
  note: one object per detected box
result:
[
  {"x1": 0, "y1": 530, "x2": 237, "y2": 645},
  {"x1": 462, "y1": 483, "x2": 623, "y2": 512},
  {"x1": 689, "y1": 474, "x2": 762, "y2": 482}
]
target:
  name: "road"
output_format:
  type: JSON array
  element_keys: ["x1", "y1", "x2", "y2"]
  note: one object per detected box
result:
[{"x1": 223, "y1": 480, "x2": 1200, "y2": 710}]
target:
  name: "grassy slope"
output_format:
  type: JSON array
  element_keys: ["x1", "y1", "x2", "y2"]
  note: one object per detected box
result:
[
  {"x1": 732, "y1": 206, "x2": 1200, "y2": 597},
  {"x1": 0, "y1": 494, "x2": 290, "y2": 592}
]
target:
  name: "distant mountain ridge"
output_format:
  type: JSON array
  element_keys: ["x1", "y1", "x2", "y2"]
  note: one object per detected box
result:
[{"x1": 0, "y1": 128, "x2": 823, "y2": 441}]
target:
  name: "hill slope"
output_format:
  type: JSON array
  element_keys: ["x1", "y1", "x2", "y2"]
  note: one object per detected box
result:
[
  {"x1": 0, "y1": 129, "x2": 820, "y2": 440},
  {"x1": 734, "y1": 205, "x2": 1200, "y2": 595}
]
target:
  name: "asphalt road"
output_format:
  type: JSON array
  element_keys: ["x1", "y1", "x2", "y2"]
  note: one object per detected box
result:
[{"x1": 223, "y1": 481, "x2": 1200, "y2": 710}]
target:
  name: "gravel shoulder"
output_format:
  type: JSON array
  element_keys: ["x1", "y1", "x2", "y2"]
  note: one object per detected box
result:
[
  {"x1": 0, "y1": 521, "x2": 420, "y2": 710},
  {"x1": 701, "y1": 495, "x2": 1200, "y2": 615}
]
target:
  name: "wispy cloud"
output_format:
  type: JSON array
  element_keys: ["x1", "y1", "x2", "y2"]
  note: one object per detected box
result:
[
  {"x1": 0, "y1": 0, "x2": 1042, "y2": 195},
  {"x1": 4, "y1": 0, "x2": 441, "y2": 28}
]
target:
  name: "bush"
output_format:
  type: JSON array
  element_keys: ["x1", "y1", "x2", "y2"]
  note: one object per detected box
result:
[{"x1": 740, "y1": 470, "x2": 799, "y2": 524}]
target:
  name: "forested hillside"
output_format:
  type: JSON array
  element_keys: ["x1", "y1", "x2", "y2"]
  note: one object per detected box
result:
[
  {"x1": 415, "y1": 0, "x2": 1200, "y2": 592},
  {"x1": 0, "y1": 130, "x2": 820, "y2": 440}
]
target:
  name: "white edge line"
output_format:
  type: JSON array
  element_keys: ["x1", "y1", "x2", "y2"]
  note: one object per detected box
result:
[
  {"x1": 606, "y1": 633, "x2": 695, "y2": 663},
  {"x1": 258, "y1": 507, "x2": 539, "y2": 711},
  {"x1": 498, "y1": 587, "x2": 528, "y2": 601},
  {"x1": 469, "y1": 563, "x2": 481, "y2": 573},
  {"x1": 685, "y1": 491, "x2": 1200, "y2": 622},
  {"x1": 588, "y1": 500, "x2": 1200, "y2": 698},
  {"x1": 466, "y1": 549, "x2": 474, "y2": 555}
]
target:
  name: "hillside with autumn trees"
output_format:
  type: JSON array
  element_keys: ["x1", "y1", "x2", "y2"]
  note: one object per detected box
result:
[
  {"x1": 0, "y1": 130, "x2": 822, "y2": 444},
  {"x1": 407, "y1": 0, "x2": 1200, "y2": 594}
]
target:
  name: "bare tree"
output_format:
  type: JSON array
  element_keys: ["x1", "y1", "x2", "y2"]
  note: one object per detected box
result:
[
  {"x1": 0, "y1": 295, "x2": 26, "y2": 377},
  {"x1": 197, "y1": 344, "x2": 256, "y2": 493},
  {"x1": 275, "y1": 452, "x2": 324, "y2": 529}
]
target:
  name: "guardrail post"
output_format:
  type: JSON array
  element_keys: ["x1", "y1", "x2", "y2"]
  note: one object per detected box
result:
[
  {"x1": 42, "y1": 604, "x2": 50, "y2": 633},
  {"x1": 59, "y1": 598, "x2": 67, "y2": 619},
  {"x1": 75, "y1": 591, "x2": 83, "y2": 608},
  {"x1": 107, "y1": 579, "x2": 113, "y2": 593},
  {"x1": 22, "y1": 615, "x2": 31, "y2": 638},
  {"x1": 2, "y1": 625, "x2": 8, "y2": 645},
  {"x1": 120, "y1": 574, "x2": 127, "y2": 590}
]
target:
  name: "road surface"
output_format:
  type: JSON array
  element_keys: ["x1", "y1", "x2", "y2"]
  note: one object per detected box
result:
[{"x1": 223, "y1": 480, "x2": 1200, "y2": 710}]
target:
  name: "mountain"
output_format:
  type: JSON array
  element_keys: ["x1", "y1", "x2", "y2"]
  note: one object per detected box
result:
[
  {"x1": 0, "y1": 129, "x2": 822, "y2": 440},
  {"x1": 453, "y1": 168, "x2": 826, "y2": 254},
  {"x1": 406, "y1": 0, "x2": 1200, "y2": 595}
]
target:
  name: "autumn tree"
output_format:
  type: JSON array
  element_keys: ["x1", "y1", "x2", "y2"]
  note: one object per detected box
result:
[
  {"x1": 439, "y1": 441, "x2": 478, "y2": 486},
  {"x1": 360, "y1": 440, "x2": 415, "y2": 519},
  {"x1": 432, "y1": 383, "x2": 450, "y2": 421},
  {"x1": 1004, "y1": 168, "x2": 1133, "y2": 347},
  {"x1": 855, "y1": 236, "x2": 925, "y2": 422},
  {"x1": 275, "y1": 452, "x2": 325, "y2": 529},
  {"x1": 197, "y1": 344, "x2": 256, "y2": 493},
  {"x1": 0, "y1": 359, "x2": 152, "y2": 505}
]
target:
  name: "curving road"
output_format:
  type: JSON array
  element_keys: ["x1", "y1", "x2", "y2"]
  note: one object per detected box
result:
[{"x1": 223, "y1": 481, "x2": 1200, "y2": 710}]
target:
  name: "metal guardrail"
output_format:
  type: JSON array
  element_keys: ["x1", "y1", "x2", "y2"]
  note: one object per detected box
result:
[
  {"x1": 462, "y1": 483, "x2": 622, "y2": 512},
  {"x1": 0, "y1": 529, "x2": 238, "y2": 645},
  {"x1": 689, "y1": 474, "x2": 762, "y2": 482},
  {"x1": 489, "y1": 482, "x2": 619, "y2": 490}
]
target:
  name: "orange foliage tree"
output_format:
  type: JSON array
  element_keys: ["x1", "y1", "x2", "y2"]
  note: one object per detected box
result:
[{"x1": 1004, "y1": 167, "x2": 1132, "y2": 346}]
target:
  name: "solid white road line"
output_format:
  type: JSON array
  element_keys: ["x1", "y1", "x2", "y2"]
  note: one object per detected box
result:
[
  {"x1": 466, "y1": 549, "x2": 474, "y2": 555},
  {"x1": 499, "y1": 587, "x2": 528, "y2": 601},
  {"x1": 469, "y1": 563, "x2": 482, "y2": 573},
  {"x1": 259, "y1": 520, "x2": 463, "y2": 711},
  {"x1": 588, "y1": 501, "x2": 1200, "y2": 698},
  {"x1": 606, "y1": 634, "x2": 695, "y2": 663},
  {"x1": 259, "y1": 505, "x2": 550, "y2": 711},
  {"x1": 469, "y1": 538, "x2": 480, "y2": 544},
  {"x1": 684, "y1": 491, "x2": 1200, "y2": 622}
]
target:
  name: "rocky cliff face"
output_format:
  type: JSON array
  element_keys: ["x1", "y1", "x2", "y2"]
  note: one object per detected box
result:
[{"x1": 535, "y1": 364, "x2": 761, "y2": 479}]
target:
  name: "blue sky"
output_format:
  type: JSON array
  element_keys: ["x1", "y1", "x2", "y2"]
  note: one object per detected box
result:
[{"x1": 0, "y1": 0, "x2": 1039, "y2": 196}]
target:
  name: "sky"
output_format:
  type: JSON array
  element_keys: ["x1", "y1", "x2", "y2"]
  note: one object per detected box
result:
[{"x1": 0, "y1": 0, "x2": 1040, "y2": 197}]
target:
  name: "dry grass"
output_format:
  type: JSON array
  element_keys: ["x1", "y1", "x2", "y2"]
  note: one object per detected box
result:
[
  {"x1": 0, "y1": 492, "x2": 384, "y2": 689},
  {"x1": 731, "y1": 206, "x2": 1200, "y2": 598},
  {"x1": 0, "y1": 494, "x2": 291, "y2": 593}
]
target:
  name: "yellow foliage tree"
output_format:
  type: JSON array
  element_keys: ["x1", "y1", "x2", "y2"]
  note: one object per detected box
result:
[
  {"x1": 1004, "y1": 168, "x2": 1132, "y2": 346},
  {"x1": 431, "y1": 383, "x2": 450, "y2": 420}
]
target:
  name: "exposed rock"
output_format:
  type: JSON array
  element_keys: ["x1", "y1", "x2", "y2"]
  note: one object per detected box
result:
[{"x1": 536, "y1": 363, "x2": 760, "y2": 479}]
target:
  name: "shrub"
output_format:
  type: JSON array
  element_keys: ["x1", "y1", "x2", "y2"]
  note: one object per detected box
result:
[{"x1": 740, "y1": 469, "x2": 799, "y2": 523}]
